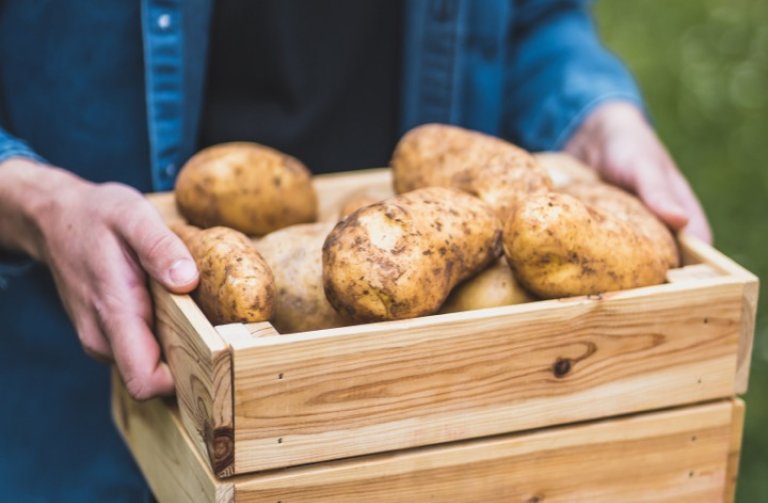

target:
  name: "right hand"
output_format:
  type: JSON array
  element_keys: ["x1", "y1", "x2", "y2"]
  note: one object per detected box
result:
[{"x1": 2, "y1": 159, "x2": 199, "y2": 400}]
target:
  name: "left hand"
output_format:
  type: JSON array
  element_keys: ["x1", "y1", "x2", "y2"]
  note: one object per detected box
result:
[{"x1": 564, "y1": 101, "x2": 712, "y2": 244}]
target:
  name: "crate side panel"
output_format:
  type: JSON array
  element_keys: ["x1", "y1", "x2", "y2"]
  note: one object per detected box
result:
[
  {"x1": 235, "y1": 400, "x2": 735, "y2": 503},
  {"x1": 724, "y1": 398, "x2": 746, "y2": 503},
  {"x1": 152, "y1": 281, "x2": 235, "y2": 477},
  {"x1": 678, "y1": 235, "x2": 759, "y2": 394},
  {"x1": 231, "y1": 280, "x2": 743, "y2": 472},
  {"x1": 111, "y1": 370, "x2": 232, "y2": 503}
]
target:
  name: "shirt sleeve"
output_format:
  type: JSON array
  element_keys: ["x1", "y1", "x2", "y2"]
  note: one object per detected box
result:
[
  {"x1": 502, "y1": 0, "x2": 644, "y2": 150},
  {"x1": 0, "y1": 127, "x2": 45, "y2": 165},
  {"x1": 0, "y1": 127, "x2": 45, "y2": 284}
]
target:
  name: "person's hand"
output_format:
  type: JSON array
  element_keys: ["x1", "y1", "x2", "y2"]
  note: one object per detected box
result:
[
  {"x1": 2, "y1": 159, "x2": 199, "y2": 400},
  {"x1": 564, "y1": 101, "x2": 712, "y2": 244}
]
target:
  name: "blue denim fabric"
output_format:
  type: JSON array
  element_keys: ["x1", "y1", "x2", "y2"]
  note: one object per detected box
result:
[{"x1": 0, "y1": 0, "x2": 642, "y2": 499}]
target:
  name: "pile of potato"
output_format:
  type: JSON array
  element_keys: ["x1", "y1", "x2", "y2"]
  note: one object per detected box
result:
[{"x1": 172, "y1": 126, "x2": 679, "y2": 332}]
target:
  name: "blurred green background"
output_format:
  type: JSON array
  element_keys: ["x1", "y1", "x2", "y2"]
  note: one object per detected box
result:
[{"x1": 595, "y1": 1, "x2": 767, "y2": 500}]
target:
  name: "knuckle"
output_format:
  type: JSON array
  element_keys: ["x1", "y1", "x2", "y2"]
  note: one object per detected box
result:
[
  {"x1": 100, "y1": 181, "x2": 140, "y2": 199},
  {"x1": 143, "y1": 232, "x2": 179, "y2": 266},
  {"x1": 99, "y1": 183, "x2": 146, "y2": 221},
  {"x1": 80, "y1": 338, "x2": 105, "y2": 357},
  {"x1": 76, "y1": 325, "x2": 102, "y2": 352},
  {"x1": 124, "y1": 374, "x2": 154, "y2": 401}
]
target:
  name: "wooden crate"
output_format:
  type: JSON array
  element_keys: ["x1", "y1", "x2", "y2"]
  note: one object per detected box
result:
[
  {"x1": 111, "y1": 372, "x2": 745, "y2": 503},
  {"x1": 146, "y1": 168, "x2": 758, "y2": 477}
]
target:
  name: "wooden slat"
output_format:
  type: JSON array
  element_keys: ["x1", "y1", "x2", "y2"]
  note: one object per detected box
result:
[
  {"x1": 151, "y1": 282, "x2": 235, "y2": 477},
  {"x1": 724, "y1": 398, "x2": 745, "y2": 503},
  {"x1": 111, "y1": 370, "x2": 234, "y2": 503},
  {"x1": 666, "y1": 264, "x2": 722, "y2": 283},
  {"x1": 234, "y1": 401, "x2": 735, "y2": 503},
  {"x1": 114, "y1": 373, "x2": 738, "y2": 503},
  {"x1": 230, "y1": 276, "x2": 744, "y2": 472},
  {"x1": 679, "y1": 234, "x2": 759, "y2": 394},
  {"x1": 312, "y1": 168, "x2": 393, "y2": 222}
]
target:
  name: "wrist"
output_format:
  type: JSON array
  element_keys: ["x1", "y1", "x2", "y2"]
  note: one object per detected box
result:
[
  {"x1": 565, "y1": 101, "x2": 649, "y2": 170},
  {"x1": 0, "y1": 158, "x2": 88, "y2": 260}
]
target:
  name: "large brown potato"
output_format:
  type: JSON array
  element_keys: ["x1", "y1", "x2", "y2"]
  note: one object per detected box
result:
[
  {"x1": 175, "y1": 142, "x2": 318, "y2": 236},
  {"x1": 503, "y1": 192, "x2": 675, "y2": 298},
  {"x1": 323, "y1": 187, "x2": 503, "y2": 322},
  {"x1": 391, "y1": 124, "x2": 552, "y2": 221},
  {"x1": 439, "y1": 259, "x2": 534, "y2": 314},
  {"x1": 254, "y1": 223, "x2": 349, "y2": 333},
  {"x1": 561, "y1": 182, "x2": 679, "y2": 269},
  {"x1": 173, "y1": 223, "x2": 275, "y2": 325}
]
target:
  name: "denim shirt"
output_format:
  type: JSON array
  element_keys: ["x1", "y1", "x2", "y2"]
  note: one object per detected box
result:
[
  {"x1": 0, "y1": 0, "x2": 641, "y2": 191},
  {"x1": 0, "y1": 1, "x2": 640, "y2": 500}
]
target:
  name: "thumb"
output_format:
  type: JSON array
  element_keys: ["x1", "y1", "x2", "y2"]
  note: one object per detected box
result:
[
  {"x1": 116, "y1": 201, "x2": 199, "y2": 293},
  {"x1": 634, "y1": 169, "x2": 690, "y2": 231}
]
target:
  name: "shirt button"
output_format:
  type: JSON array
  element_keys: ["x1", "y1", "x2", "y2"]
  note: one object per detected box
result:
[
  {"x1": 163, "y1": 163, "x2": 177, "y2": 178},
  {"x1": 157, "y1": 13, "x2": 171, "y2": 30}
]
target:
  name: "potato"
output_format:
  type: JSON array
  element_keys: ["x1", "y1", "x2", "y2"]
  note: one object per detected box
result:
[
  {"x1": 503, "y1": 192, "x2": 675, "y2": 298},
  {"x1": 561, "y1": 182, "x2": 679, "y2": 269},
  {"x1": 254, "y1": 223, "x2": 349, "y2": 333},
  {"x1": 391, "y1": 124, "x2": 552, "y2": 221},
  {"x1": 439, "y1": 259, "x2": 534, "y2": 314},
  {"x1": 534, "y1": 152, "x2": 599, "y2": 189},
  {"x1": 337, "y1": 193, "x2": 381, "y2": 220},
  {"x1": 173, "y1": 223, "x2": 275, "y2": 325},
  {"x1": 323, "y1": 187, "x2": 503, "y2": 322},
  {"x1": 175, "y1": 142, "x2": 318, "y2": 236}
]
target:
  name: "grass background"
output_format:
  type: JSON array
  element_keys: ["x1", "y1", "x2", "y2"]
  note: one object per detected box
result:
[{"x1": 595, "y1": 1, "x2": 768, "y2": 500}]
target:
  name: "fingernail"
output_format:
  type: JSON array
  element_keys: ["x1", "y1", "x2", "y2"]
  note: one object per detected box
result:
[{"x1": 169, "y1": 259, "x2": 197, "y2": 286}]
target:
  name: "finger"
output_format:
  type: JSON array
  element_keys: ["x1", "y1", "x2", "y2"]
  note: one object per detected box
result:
[
  {"x1": 49, "y1": 268, "x2": 115, "y2": 362},
  {"x1": 98, "y1": 310, "x2": 174, "y2": 400},
  {"x1": 76, "y1": 313, "x2": 114, "y2": 362},
  {"x1": 114, "y1": 200, "x2": 199, "y2": 293},
  {"x1": 632, "y1": 164, "x2": 690, "y2": 231},
  {"x1": 665, "y1": 168, "x2": 713, "y2": 244}
]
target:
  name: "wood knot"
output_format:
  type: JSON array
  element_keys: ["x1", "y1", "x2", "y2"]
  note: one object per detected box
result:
[
  {"x1": 206, "y1": 425, "x2": 234, "y2": 476},
  {"x1": 527, "y1": 496, "x2": 542, "y2": 503},
  {"x1": 553, "y1": 358, "x2": 572, "y2": 378}
]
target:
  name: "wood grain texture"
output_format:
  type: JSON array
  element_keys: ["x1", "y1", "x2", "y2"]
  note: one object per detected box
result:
[
  {"x1": 230, "y1": 275, "x2": 745, "y2": 472},
  {"x1": 151, "y1": 281, "x2": 235, "y2": 477},
  {"x1": 114, "y1": 377, "x2": 739, "y2": 503},
  {"x1": 312, "y1": 168, "x2": 393, "y2": 222},
  {"x1": 234, "y1": 400, "x2": 736, "y2": 503},
  {"x1": 111, "y1": 370, "x2": 234, "y2": 503},
  {"x1": 679, "y1": 234, "x2": 759, "y2": 394},
  {"x1": 724, "y1": 398, "x2": 745, "y2": 503},
  {"x1": 666, "y1": 264, "x2": 721, "y2": 283}
]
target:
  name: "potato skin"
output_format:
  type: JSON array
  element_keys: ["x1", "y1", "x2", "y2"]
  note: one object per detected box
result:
[
  {"x1": 561, "y1": 182, "x2": 679, "y2": 269},
  {"x1": 533, "y1": 152, "x2": 599, "y2": 189},
  {"x1": 254, "y1": 223, "x2": 349, "y2": 333},
  {"x1": 391, "y1": 124, "x2": 552, "y2": 221},
  {"x1": 323, "y1": 187, "x2": 503, "y2": 322},
  {"x1": 175, "y1": 142, "x2": 318, "y2": 236},
  {"x1": 439, "y1": 259, "x2": 534, "y2": 314},
  {"x1": 173, "y1": 224, "x2": 275, "y2": 325},
  {"x1": 503, "y1": 192, "x2": 674, "y2": 298}
]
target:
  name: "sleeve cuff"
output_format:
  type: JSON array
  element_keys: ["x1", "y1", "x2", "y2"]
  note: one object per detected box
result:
[{"x1": 0, "y1": 130, "x2": 47, "y2": 165}]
